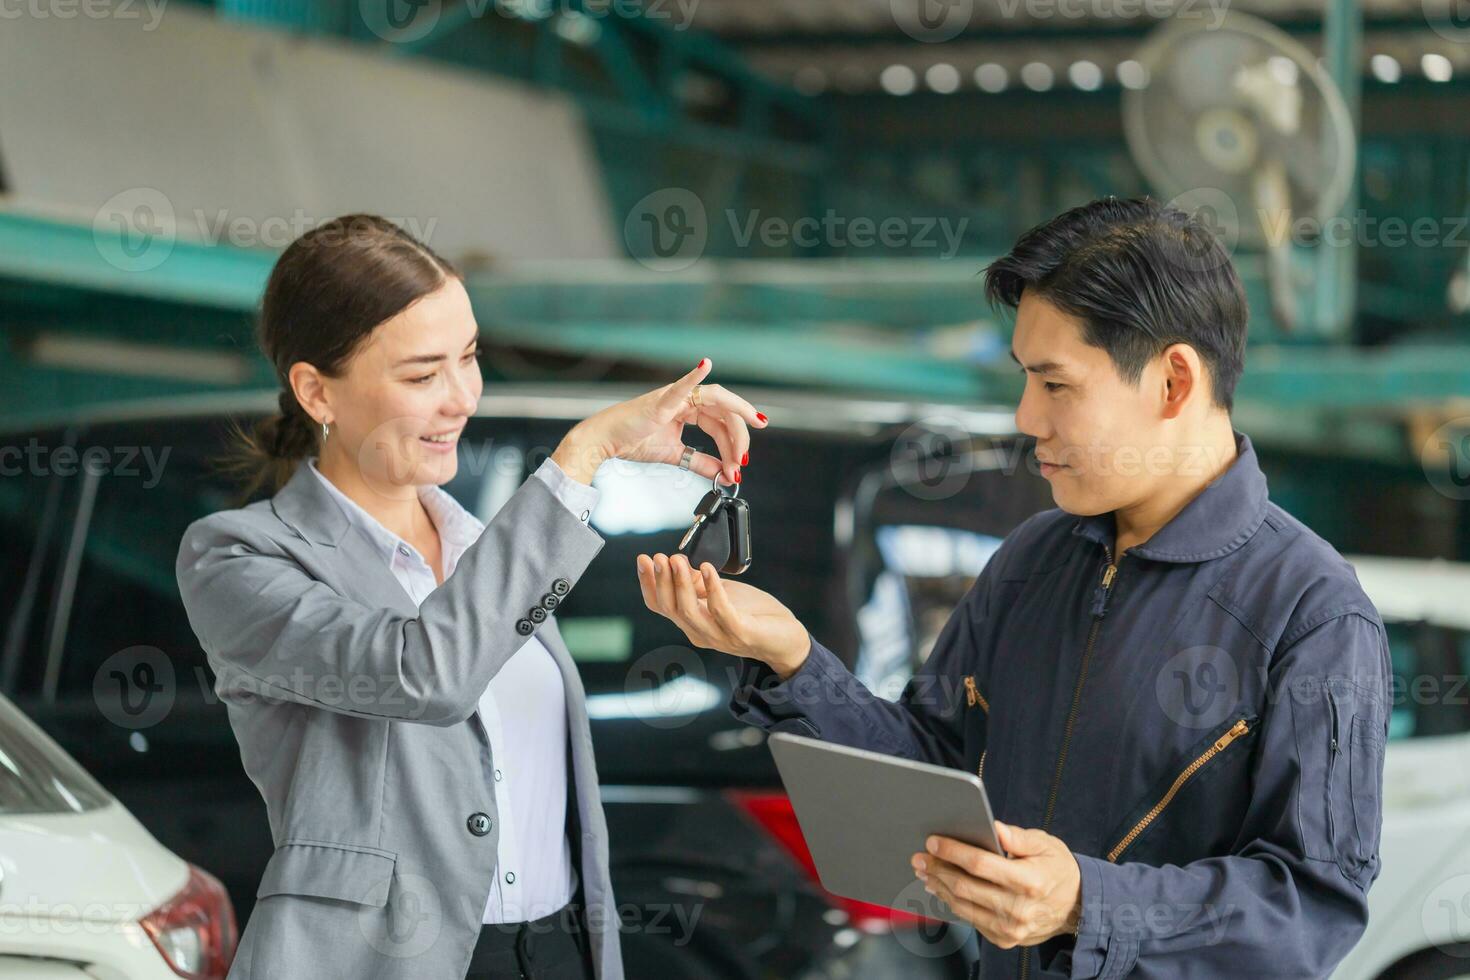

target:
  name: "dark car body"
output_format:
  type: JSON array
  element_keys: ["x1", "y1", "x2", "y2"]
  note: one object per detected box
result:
[{"x1": 0, "y1": 384, "x2": 1051, "y2": 979}]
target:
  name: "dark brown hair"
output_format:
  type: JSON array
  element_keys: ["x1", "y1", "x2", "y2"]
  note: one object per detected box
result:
[{"x1": 221, "y1": 214, "x2": 460, "y2": 501}]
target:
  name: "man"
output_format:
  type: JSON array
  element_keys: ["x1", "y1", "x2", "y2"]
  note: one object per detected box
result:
[{"x1": 637, "y1": 197, "x2": 1390, "y2": 979}]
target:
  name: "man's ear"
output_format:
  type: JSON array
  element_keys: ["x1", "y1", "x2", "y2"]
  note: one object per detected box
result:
[{"x1": 1159, "y1": 344, "x2": 1202, "y2": 420}]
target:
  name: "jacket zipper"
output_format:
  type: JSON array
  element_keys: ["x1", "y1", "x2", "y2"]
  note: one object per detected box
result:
[
  {"x1": 966, "y1": 676, "x2": 989, "y2": 780},
  {"x1": 964, "y1": 675, "x2": 990, "y2": 714},
  {"x1": 1018, "y1": 552, "x2": 1117, "y2": 980},
  {"x1": 1325, "y1": 688, "x2": 1340, "y2": 844},
  {"x1": 1105, "y1": 717, "x2": 1251, "y2": 863}
]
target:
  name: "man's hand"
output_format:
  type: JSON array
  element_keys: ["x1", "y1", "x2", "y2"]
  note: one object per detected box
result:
[
  {"x1": 636, "y1": 553, "x2": 811, "y2": 678},
  {"x1": 912, "y1": 821, "x2": 1082, "y2": 949}
]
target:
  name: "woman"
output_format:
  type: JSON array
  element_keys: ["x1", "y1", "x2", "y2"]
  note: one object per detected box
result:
[{"x1": 175, "y1": 214, "x2": 766, "y2": 980}]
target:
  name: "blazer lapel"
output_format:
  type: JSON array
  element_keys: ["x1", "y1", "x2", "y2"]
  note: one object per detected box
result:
[{"x1": 269, "y1": 458, "x2": 419, "y2": 616}]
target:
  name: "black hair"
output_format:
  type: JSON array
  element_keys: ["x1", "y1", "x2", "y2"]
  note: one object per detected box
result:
[{"x1": 983, "y1": 196, "x2": 1247, "y2": 411}]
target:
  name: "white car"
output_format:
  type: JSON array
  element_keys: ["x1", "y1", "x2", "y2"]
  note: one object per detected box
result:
[
  {"x1": 0, "y1": 694, "x2": 237, "y2": 978},
  {"x1": 1331, "y1": 556, "x2": 1470, "y2": 980}
]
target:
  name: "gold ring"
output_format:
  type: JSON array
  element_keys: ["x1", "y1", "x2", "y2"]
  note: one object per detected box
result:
[{"x1": 688, "y1": 384, "x2": 704, "y2": 408}]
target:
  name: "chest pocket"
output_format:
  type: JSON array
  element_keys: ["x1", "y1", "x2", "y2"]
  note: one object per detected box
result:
[
  {"x1": 256, "y1": 839, "x2": 398, "y2": 907},
  {"x1": 1102, "y1": 713, "x2": 1259, "y2": 865}
]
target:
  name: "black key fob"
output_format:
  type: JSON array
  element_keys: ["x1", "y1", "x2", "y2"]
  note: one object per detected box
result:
[
  {"x1": 676, "y1": 475, "x2": 751, "y2": 576},
  {"x1": 722, "y1": 495, "x2": 752, "y2": 575}
]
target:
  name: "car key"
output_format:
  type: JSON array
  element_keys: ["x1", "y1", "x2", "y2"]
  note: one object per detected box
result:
[
  {"x1": 676, "y1": 472, "x2": 750, "y2": 576},
  {"x1": 722, "y1": 494, "x2": 752, "y2": 575},
  {"x1": 678, "y1": 487, "x2": 726, "y2": 552}
]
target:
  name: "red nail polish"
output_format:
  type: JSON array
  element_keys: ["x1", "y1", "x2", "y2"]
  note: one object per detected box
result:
[
  {"x1": 740, "y1": 452, "x2": 749, "y2": 466},
  {"x1": 756, "y1": 412, "x2": 767, "y2": 423},
  {"x1": 734, "y1": 470, "x2": 742, "y2": 483},
  {"x1": 697, "y1": 358, "x2": 708, "y2": 370}
]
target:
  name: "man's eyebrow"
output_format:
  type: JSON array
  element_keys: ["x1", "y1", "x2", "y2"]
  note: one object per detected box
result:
[
  {"x1": 393, "y1": 338, "x2": 478, "y2": 368},
  {"x1": 1008, "y1": 349, "x2": 1069, "y2": 374}
]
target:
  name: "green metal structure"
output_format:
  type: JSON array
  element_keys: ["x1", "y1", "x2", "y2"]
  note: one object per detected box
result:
[{"x1": 1, "y1": 0, "x2": 1468, "y2": 558}]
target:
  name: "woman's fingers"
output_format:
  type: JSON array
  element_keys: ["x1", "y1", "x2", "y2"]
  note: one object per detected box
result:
[
  {"x1": 654, "y1": 358, "x2": 713, "y2": 421},
  {"x1": 658, "y1": 446, "x2": 724, "y2": 483},
  {"x1": 696, "y1": 383, "x2": 766, "y2": 429},
  {"x1": 701, "y1": 418, "x2": 740, "y2": 485},
  {"x1": 717, "y1": 413, "x2": 750, "y2": 473}
]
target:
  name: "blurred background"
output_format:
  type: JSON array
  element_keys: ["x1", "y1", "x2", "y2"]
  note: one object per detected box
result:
[{"x1": 2, "y1": 0, "x2": 1470, "y2": 977}]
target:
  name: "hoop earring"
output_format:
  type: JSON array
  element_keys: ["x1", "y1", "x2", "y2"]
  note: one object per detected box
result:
[{"x1": 321, "y1": 420, "x2": 329, "y2": 442}]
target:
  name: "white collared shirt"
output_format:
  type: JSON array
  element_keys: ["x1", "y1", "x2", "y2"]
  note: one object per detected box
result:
[{"x1": 307, "y1": 455, "x2": 600, "y2": 923}]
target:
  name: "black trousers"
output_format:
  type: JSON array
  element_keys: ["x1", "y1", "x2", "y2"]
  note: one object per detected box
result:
[{"x1": 464, "y1": 895, "x2": 595, "y2": 980}]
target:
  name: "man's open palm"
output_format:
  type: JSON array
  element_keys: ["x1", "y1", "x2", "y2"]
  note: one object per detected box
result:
[{"x1": 636, "y1": 553, "x2": 810, "y2": 676}]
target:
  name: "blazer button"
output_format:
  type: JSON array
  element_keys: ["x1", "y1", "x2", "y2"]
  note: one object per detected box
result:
[
  {"x1": 528, "y1": 606, "x2": 547, "y2": 624},
  {"x1": 467, "y1": 812, "x2": 492, "y2": 837},
  {"x1": 551, "y1": 578, "x2": 571, "y2": 596},
  {"x1": 515, "y1": 619, "x2": 534, "y2": 636},
  {"x1": 540, "y1": 593, "x2": 560, "y2": 611}
]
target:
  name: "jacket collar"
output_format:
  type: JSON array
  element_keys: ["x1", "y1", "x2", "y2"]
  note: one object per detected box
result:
[
  {"x1": 1070, "y1": 430, "x2": 1268, "y2": 563},
  {"x1": 271, "y1": 457, "x2": 350, "y2": 546},
  {"x1": 269, "y1": 456, "x2": 481, "y2": 551}
]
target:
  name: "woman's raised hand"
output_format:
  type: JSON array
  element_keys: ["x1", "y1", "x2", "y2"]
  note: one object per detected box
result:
[{"x1": 551, "y1": 358, "x2": 767, "y2": 486}]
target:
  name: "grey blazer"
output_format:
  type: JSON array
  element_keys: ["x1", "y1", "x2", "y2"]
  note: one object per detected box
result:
[{"x1": 175, "y1": 458, "x2": 623, "y2": 980}]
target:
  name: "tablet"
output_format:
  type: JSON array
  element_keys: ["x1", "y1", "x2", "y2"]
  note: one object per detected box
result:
[{"x1": 767, "y1": 731, "x2": 1005, "y2": 924}]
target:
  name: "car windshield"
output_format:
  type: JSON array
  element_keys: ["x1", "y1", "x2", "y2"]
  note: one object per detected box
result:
[{"x1": 0, "y1": 695, "x2": 112, "y2": 813}]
